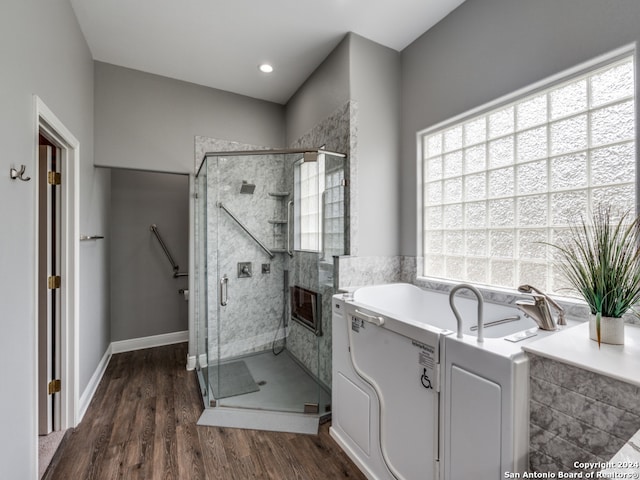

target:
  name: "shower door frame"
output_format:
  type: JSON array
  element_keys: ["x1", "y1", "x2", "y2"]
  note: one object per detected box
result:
[{"x1": 194, "y1": 148, "x2": 347, "y2": 416}]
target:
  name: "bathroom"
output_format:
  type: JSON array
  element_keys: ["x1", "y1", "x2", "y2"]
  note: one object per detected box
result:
[{"x1": 4, "y1": 0, "x2": 640, "y2": 478}]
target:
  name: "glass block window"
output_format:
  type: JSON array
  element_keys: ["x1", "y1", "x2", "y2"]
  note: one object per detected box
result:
[
  {"x1": 420, "y1": 55, "x2": 636, "y2": 293},
  {"x1": 294, "y1": 154, "x2": 325, "y2": 251},
  {"x1": 323, "y1": 167, "x2": 345, "y2": 258}
]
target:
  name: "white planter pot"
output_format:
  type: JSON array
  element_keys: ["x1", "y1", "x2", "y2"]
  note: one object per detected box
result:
[{"x1": 589, "y1": 314, "x2": 625, "y2": 345}]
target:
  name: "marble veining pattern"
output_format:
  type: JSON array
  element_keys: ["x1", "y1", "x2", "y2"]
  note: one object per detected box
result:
[
  {"x1": 529, "y1": 353, "x2": 640, "y2": 473},
  {"x1": 197, "y1": 137, "x2": 288, "y2": 363},
  {"x1": 336, "y1": 255, "x2": 403, "y2": 288},
  {"x1": 530, "y1": 376, "x2": 640, "y2": 442},
  {"x1": 196, "y1": 100, "x2": 353, "y2": 397},
  {"x1": 285, "y1": 102, "x2": 354, "y2": 390}
]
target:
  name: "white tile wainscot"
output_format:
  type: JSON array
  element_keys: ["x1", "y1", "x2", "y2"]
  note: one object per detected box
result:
[{"x1": 523, "y1": 322, "x2": 640, "y2": 476}]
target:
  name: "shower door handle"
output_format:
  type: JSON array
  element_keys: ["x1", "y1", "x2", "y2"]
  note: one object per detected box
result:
[
  {"x1": 286, "y1": 200, "x2": 293, "y2": 257},
  {"x1": 220, "y1": 275, "x2": 229, "y2": 306}
]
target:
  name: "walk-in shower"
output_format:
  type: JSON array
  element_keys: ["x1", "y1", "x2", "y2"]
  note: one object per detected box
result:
[{"x1": 194, "y1": 148, "x2": 348, "y2": 433}]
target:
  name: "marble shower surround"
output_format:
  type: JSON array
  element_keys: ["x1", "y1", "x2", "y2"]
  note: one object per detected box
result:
[
  {"x1": 195, "y1": 100, "x2": 355, "y2": 392},
  {"x1": 336, "y1": 255, "x2": 405, "y2": 288},
  {"x1": 285, "y1": 101, "x2": 355, "y2": 390},
  {"x1": 196, "y1": 137, "x2": 287, "y2": 362}
]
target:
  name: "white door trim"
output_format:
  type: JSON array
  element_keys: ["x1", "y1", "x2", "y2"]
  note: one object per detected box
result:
[{"x1": 34, "y1": 95, "x2": 80, "y2": 433}]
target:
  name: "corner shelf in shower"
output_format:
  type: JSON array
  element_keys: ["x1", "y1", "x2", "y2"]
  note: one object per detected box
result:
[{"x1": 269, "y1": 192, "x2": 291, "y2": 254}]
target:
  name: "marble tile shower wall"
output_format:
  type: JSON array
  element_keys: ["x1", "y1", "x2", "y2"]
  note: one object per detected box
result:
[
  {"x1": 336, "y1": 256, "x2": 405, "y2": 288},
  {"x1": 195, "y1": 101, "x2": 355, "y2": 390},
  {"x1": 285, "y1": 101, "x2": 355, "y2": 390},
  {"x1": 528, "y1": 354, "x2": 640, "y2": 474},
  {"x1": 196, "y1": 137, "x2": 287, "y2": 362}
]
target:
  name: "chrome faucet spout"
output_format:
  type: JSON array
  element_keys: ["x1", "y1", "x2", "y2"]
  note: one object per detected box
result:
[{"x1": 516, "y1": 284, "x2": 565, "y2": 330}]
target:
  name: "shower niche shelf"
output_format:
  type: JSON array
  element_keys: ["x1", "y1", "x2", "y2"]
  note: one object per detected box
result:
[{"x1": 269, "y1": 192, "x2": 290, "y2": 254}]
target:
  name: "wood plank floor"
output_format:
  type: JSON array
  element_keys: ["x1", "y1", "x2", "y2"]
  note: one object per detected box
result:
[{"x1": 44, "y1": 343, "x2": 366, "y2": 480}]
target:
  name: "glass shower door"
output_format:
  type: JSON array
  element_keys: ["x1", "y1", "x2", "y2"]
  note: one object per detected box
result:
[{"x1": 210, "y1": 152, "x2": 323, "y2": 414}]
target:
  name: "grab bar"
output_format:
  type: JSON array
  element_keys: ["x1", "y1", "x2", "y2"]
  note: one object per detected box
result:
[
  {"x1": 150, "y1": 224, "x2": 188, "y2": 278},
  {"x1": 449, "y1": 283, "x2": 484, "y2": 343},
  {"x1": 286, "y1": 200, "x2": 293, "y2": 257},
  {"x1": 354, "y1": 309, "x2": 385, "y2": 326},
  {"x1": 218, "y1": 202, "x2": 275, "y2": 259},
  {"x1": 470, "y1": 315, "x2": 520, "y2": 331},
  {"x1": 220, "y1": 275, "x2": 228, "y2": 306}
]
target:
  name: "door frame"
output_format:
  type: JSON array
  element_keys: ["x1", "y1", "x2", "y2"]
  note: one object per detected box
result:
[{"x1": 33, "y1": 96, "x2": 80, "y2": 433}]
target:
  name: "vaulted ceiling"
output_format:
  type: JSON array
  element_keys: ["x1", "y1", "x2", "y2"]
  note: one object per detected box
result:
[{"x1": 70, "y1": 0, "x2": 466, "y2": 104}]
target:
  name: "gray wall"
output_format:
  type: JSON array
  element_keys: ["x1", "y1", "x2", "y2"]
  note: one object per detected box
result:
[
  {"x1": 285, "y1": 36, "x2": 351, "y2": 144},
  {"x1": 286, "y1": 33, "x2": 401, "y2": 256},
  {"x1": 95, "y1": 61, "x2": 287, "y2": 173},
  {"x1": 400, "y1": 0, "x2": 640, "y2": 255},
  {"x1": 0, "y1": 0, "x2": 110, "y2": 477},
  {"x1": 110, "y1": 169, "x2": 189, "y2": 341},
  {"x1": 349, "y1": 34, "x2": 401, "y2": 256}
]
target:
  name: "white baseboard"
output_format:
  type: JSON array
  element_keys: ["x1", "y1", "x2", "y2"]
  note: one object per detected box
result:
[
  {"x1": 186, "y1": 355, "x2": 196, "y2": 371},
  {"x1": 78, "y1": 345, "x2": 112, "y2": 423},
  {"x1": 111, "y1": 330, "x2": 189, "y2": 354}
]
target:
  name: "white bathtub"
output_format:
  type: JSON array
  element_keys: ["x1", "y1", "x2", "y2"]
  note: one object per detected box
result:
[{"x1": 331, "y1": 283, "x2": 568, "y2": 480}]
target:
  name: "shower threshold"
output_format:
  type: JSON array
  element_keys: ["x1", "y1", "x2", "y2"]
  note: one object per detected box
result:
[{"x1": 197, "y1": 349, "x2": 331, "y2": 435}]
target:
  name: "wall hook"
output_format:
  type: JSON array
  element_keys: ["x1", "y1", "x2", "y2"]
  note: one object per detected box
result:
[{"x1": 10, "y1": 165, "x2": 31, "y2": 182}]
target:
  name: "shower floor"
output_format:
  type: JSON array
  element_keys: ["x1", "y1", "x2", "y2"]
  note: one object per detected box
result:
[{"x1": 204, "y1": 350, "x2": 331, "y2": 415}]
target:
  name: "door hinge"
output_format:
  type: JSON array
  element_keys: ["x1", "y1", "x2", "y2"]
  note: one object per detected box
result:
[
  {"x1": 48, "y1": 379, "x2": 61, "y2": 395},
  {"x1": 48, "y1": 275, "x2": 61, "y2": 289},
  {"x1": 341, "y1": 179, "x2": 349, "y2": 187},
  {"x1": 47, "y1": 171, "x2": 61, "y2": 185}
]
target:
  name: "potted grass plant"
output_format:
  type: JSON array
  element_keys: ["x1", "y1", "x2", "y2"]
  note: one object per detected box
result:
[{"x1": 548, "y1": 204, "x2": 640, "y2": 346}]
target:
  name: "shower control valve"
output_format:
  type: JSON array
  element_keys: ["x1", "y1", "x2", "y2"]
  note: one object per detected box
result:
[{"x1": 237, "y1": 262, "x2": 252, "y2": 278}]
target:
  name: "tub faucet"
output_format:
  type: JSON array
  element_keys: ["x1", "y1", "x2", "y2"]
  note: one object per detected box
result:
[{"x1": 515, "y1": 284, "x2": 566, "y2": 331}]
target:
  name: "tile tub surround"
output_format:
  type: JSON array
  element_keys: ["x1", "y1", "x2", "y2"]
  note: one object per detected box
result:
[
  {"x1": 336, "y1": 255, "x2": 403, "y2": 288},
  {"x1": 524, "y1": 323, "x2": 640, "y2": 474}
]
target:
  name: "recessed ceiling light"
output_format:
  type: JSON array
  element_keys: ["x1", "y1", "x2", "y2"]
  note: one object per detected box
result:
[{"x1": 259, "y1": 63, "x2": 274, "y2": 73}]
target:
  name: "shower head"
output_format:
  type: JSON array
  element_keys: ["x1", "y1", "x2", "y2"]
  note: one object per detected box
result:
[{"x1": 240, "y1": 180, "x2": 256, "y2": 194}]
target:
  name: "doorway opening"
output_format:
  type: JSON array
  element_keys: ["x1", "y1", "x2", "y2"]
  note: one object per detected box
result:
[
  {"x1": 34, "y1": 96, "x2": 80, "y2": 477},
  {"x1": 38, "y1": 133, "x2": 62, "y2": 437}
]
